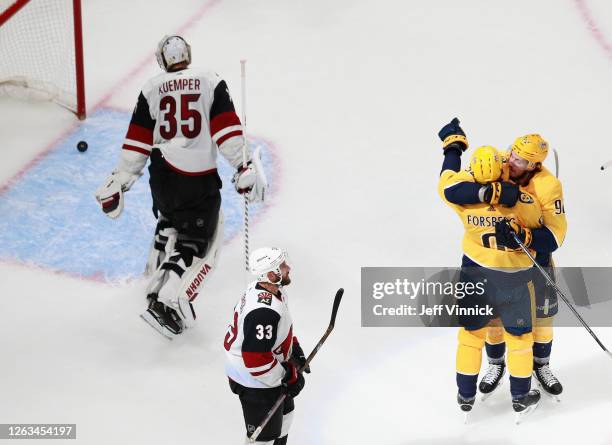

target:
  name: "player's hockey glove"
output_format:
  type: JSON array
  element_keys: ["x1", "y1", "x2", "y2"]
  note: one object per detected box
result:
[
  {"x1": 495, "y1": 218, "x2": 532, "y2": 250},
  {"x1": 281, "y1": 361, "x2": 306, "y2": 398},
  {"x1": 290, "y1": 337, "x2": 311, "y2": 373},
  {"x1": 94, "y1": 170, "x2": 141, "y2": 219},
  {"x1": 438, "y1": 117, "x2": 468, "y2": 154},
  {"x1": 480, "y1": 182, "x2": 520, "y2": 207}
]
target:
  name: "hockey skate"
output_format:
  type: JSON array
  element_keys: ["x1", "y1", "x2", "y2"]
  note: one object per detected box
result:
[
  {"x1": 478, "y1": 362, "x2": 505, "y2": 401},
  {"x1": 533, "y1": 363, "x2": 563, "y2": 402},
  {"x1": 140, "y1": 294, "x2": 184, "y2": 340},
  {"x1": 512, "y1": 389, "x2": 540, "y2": 424},
  {"x1": 457, "y1": 393, "x2": 475, "y2": 424}
]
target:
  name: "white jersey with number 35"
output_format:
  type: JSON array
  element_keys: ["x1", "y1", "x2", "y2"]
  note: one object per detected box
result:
[
  {"x1": 224, "y1": 282, "x2": 294, "y2": 389},
  {"x1": 117, "y1": 67, "x2": 246, "y2": 176}
]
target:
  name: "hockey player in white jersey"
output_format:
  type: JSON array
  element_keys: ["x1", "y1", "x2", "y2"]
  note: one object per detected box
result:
[
  {"x1": 224, "y1": 247, "x2": 308, "y2": 445},
  {"x1": 94, "y1": 35, "x2": 267, "y2": 339}
]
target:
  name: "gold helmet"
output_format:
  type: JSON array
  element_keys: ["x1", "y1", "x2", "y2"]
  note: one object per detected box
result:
[
  {"x1": 470, "y1": 145, "x2": 502, "y2": 184},
  {"x1": 511, "y1": 134, "x2": 548, "y2": 167}
]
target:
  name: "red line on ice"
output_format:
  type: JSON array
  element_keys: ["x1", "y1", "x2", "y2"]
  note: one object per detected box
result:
[
  {"x1": 91, "y1": 0, "x2": 222, "y2": 111},
  {"x1": 574, "y1": 0, "x2": 612, "y2": 61}
]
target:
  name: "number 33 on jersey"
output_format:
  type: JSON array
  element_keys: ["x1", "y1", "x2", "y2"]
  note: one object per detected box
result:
[{"x1": 224, "y1": 283, "x2": 294, "y2": 389}]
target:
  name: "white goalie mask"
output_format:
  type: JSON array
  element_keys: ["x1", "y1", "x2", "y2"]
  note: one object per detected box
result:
[
  {"x1": 156, "y1": 35, "x2": 192, "y2": 71},
  {"x1": 249, "y1": 247, "x2": 289, "y2": 284}
]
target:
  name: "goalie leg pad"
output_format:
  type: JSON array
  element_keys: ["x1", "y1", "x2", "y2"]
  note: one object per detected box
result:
[
  {"x1": 154, "y1": 212, "x2": 224, "y2": 327},
  {"x1": 145, "y1": 214, "x2": 178, "y2": 276}
]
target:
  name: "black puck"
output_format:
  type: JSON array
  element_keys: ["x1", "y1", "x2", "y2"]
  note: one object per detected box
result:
[{"x1": 77, "y1": 140, "x2": 88, "y2": 152}]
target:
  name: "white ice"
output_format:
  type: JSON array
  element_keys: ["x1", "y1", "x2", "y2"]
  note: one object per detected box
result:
[{"x1": 1, "y1": 0, "x2": 612, "y2": 444}]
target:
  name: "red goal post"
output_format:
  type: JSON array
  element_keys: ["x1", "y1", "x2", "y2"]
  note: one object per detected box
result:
[{"x1": 0, "y1": 0, "x2": 86, "y2": 119}]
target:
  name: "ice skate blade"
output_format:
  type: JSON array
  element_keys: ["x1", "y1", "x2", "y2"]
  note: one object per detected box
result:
[
  {"x1": 463, "y1": 411, "x2": 470, "y2": 424},
  {"x1": 140, "y1": 312, "x2": 176, "y2": 340},
  {"x1": 514, "y1": 403, "x2": 539, "y2": 425},
  {"x1": 480, "y1": 378, "x2": 504, "y2": 402}
]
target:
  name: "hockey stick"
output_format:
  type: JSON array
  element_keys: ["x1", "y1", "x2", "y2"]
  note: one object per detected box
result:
[
  {"x1": 248, "y1": 288, "x2": 344, "y2": 443},
  {"x1": 240, "y1": 59, "x2": 250, "y2": 274},
  {"x1": 507, "y1": 223, "x2": 612, "y2": 360},
  {"x1": 552, "y1": 148, "x2": 559, "y2": 178}
]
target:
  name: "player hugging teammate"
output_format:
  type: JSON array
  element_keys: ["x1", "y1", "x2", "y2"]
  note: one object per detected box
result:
[{"x1": 437, "y1": 118, "x2": 567, "y2": 422}]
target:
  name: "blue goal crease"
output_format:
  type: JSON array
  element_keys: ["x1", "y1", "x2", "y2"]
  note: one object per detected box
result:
[{"x1": 0, "y1": 108, "x2": 274, "y2": 281}]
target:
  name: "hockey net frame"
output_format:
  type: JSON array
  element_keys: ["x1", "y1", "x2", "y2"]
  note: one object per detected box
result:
[{"x1": 0, "y1": 0, "x2": 86, "y2": 119}]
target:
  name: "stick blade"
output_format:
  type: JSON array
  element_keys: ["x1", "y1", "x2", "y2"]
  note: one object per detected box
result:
[{"x1": 330, "y1": 288, "x2": 344, "y2": 328}]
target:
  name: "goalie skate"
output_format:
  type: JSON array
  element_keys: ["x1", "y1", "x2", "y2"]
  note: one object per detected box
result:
[{"x1": 140, "y1": 295, "x2": 184, "y2": 340}]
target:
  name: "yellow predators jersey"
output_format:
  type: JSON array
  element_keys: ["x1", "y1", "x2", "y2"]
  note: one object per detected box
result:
[
  {"x1": 500, "y1": 154, "x2": 567, "y2": 250},
  {"x1": 439, "y1": 169, "x2": 543, "y2": 270}
]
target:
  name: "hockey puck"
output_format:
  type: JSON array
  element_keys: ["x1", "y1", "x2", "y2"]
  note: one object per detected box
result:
[{"x1": 77, "y1": 140, "x2": 88, "y2": 152}]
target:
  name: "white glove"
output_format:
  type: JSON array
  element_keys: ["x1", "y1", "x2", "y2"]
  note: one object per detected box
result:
[
  {"x1": 94, "y1": 170, "x2": 141, "y2": 219},
  {"x1": 232, "y1": 147, "x2": 268, "y2": 203}
]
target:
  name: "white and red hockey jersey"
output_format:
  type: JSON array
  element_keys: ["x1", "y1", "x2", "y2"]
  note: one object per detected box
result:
[
  {"x1": 224, "y1": 283, "x2": 294, "y2": 389},
  {"x1": 116, "y1": 67, "x2": 247, "y2": 176}
]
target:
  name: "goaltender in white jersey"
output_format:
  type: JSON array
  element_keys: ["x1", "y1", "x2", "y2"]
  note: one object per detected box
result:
[
  {"x1": 225, "y1": 248, "x2": 309, "y2": 445},
  {"x1": 94, "y1": 35, "x2": 267, "y2": 339}
]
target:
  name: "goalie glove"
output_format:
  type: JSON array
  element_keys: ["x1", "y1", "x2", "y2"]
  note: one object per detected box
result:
[
  {"x1": 94, "y1": 170, "x2": 141, "y2": 219},
  {"x1": 232, "y1": 146, "x2": 268, "y2": 203}
]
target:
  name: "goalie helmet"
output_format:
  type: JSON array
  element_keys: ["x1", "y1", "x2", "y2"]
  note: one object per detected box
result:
[
  {"x1": 470, "y1": 146, "x2": 502, "y2": 184},
  {"x1": 249, "y1": 247, "x2": 287, "y2": 283},
  {"x1": 510, "y1": 134, "x2": 548, "y2": 168},
  {"x1": 156, "y1": 35, "x2": 192, "y2": 71}
]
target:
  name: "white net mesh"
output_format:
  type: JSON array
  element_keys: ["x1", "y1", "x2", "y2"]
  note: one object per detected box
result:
[{"x1": 0, "y1": 0, "x2": 80, "y2": 114}]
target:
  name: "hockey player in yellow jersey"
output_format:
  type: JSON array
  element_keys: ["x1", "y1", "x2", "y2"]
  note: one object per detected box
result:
[
  {"x1": 437, "y1": 118, "x2": 545, "y2": 422},
  {"x1": 478, "y1": 134, "x2": 567, "y2": 401}
]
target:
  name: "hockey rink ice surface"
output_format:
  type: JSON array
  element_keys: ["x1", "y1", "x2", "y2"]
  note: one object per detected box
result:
[{"x1": 1, "y1": 0, "x2": 612, "y2": 444}]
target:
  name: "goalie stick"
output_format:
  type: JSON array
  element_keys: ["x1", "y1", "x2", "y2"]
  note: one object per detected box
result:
[
  {"x1": 507, "y1": 222, "x2": 612, "y2": 360},
  {"x1": 240, "y1": 59, "x2": 250, "y2": 276},
  {"x1": 248, "y1": 288, "x2": 344, "y2": 443}
]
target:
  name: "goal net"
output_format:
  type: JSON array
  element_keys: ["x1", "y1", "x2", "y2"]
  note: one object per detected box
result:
[{"x1": 0, "y1": 0, "x2": 86, "y2": 119}]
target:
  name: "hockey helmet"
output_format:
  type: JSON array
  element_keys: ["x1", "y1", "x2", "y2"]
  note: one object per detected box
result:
[
  {"x1": 249, "y1": 247, "x2": 288, "y2": 283},
  {"x1": 510, "y1": 134, "x2": 548, "y2": 168},
  {"x1": 470, "y1": 145, "x2": 502, "y2": 184},
  {"x1": 156, "y1": 35, "x2": 192, "y2": 71}
]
